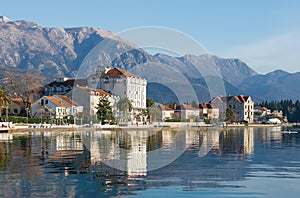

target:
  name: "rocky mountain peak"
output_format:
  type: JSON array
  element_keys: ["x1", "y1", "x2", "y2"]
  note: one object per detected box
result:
[
  {"x1": 0, "y1": 16, "x2": 10, "y2": 23},
  {"x1": 0, "y1": 17, "x2": 299, "y2": 102}
]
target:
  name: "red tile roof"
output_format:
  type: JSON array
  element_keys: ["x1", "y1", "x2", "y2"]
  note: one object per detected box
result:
[
  {"x1": 10, "y1": 97, "x2": 24, "y2": 104},
  {"x1": 211, "y1": 95, "x2": 251, "y2": 104},
  {"x1": 199, "y1": 103, "x2": 217, "y2": 109},
  {"x1": 77, "y1": 85, "x2": 112, "y2": 96},
  {"x1": 158, "y1": 104, "x2": 173, "y2": 111},
  {"x1": 44, "y1": 96, "x2": 68, "y2": 108},
  {"x1": 254, "y1": 106, "x2": 268, "y2": 111},
  {"x1": 56, "y1": 95, "x2": 81, "y2": 106},
  {"x1": 176, "y1": 104, "x2": 198, "y2": 111},
  {"x1": 101, "y1": 68, "x2": 140, "y2": 79}
]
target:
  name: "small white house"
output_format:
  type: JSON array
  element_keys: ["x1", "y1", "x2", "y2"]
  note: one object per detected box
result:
[
  {"x1": 269, "y1": 118, "x2": 282, "y2": 124},
  {"x1": 54, "y1": 95, "x2": 83, "y2": 118},
  {"x1": 175, "y1": 104, "x2": 199, "y2": 120},
  {"x1": 199, "y1": 103, "x2": 219, "y2": 120},
  {"x1": 31, "y1": 95, "x2": 83, "y2": 119},
  {"x1": 158, "y1": 104, "x2": 174, "y2": 121}
]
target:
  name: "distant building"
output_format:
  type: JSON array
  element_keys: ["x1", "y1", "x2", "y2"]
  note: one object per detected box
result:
[
  {"x1": 31, "y1": 95, "x2": 83, "y2": 119},
  {"x1": 43, "y1": 78, "x2": 87, "y2": 96},
  {"x1": 272, "y1": 110, "x2": 283, "y2": 119},
  {"x1": 254, "y1": 106, "x2": 271, "y2": 117},
  {"x1": 158, "y1": 104, "x2": 174, "y2": 121},
  {"x1": 87, "y1": 67, "x2": 147, "y2": 121},
  {"x1": 198, "y1": 103, "x2": 219, "y2": 120},
  {"x1": 269, "y1": 118, "x2": 282, "y2": 124},
  {"x1": 55, "y1": 95, "x2": 84, "y2": 118},
  {"x1": 8, "y1": 98, "x2": 25, "y2": 115},
  {"x1": 174, "y1": 104, "x2": 199, "y2": 120},
  {"x1": 71, "y1": 85, "x2": 119, "y2": 116},
  {"x1": 210, "y1": 95, "x2": 254, "y2": 123},
  {"x1": 88, "y1": 68, "x2": 147, "y2": 109}
]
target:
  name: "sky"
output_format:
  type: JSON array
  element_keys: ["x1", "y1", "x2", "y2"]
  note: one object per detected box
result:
[{"x1": 1, "y1": 0, "x2": 300, "y2": 74}]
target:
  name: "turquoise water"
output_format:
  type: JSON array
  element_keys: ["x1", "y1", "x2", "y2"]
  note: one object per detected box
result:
[{"x1": 0, "y1": 127, "x2": 300, "y2": 197}]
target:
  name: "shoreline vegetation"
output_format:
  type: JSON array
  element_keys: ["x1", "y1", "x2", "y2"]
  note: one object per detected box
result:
[{"x1": 1, "y1": 122, "x2": 299, "y2": 134}]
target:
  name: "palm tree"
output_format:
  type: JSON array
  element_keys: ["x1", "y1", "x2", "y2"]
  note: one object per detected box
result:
[{"x1": 0, "y1": 88, "x2": 10, "y2": 121}]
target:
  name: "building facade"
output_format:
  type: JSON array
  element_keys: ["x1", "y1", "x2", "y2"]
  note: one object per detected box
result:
[
  {"x1": 8, "y1": 98, "x2": 25, "y2": 115},
  {"x1": 71, "y1": 85, "x2": 119, "y2": 116},
  {"x1": 210, "y1": 95, "x2": 254, "y2": 123},
  {"x1": 174, "y1": 104, "x2": 199, "y2": 120},
  {"x1": 31, "y1": 95, "x2": 83, "y2": 119},
  {"x1": 43, "y1": 78, "x2": 87, "y2": 96},
  {"x1": 158, "y1": 104, "x2": 174, "y2": 121},
  {"x1": 199, "y1": 103, "x2": 219, "y2": 121},
  {"x1": 88, "y1": 68, "x2": 147, "y2": 110}
]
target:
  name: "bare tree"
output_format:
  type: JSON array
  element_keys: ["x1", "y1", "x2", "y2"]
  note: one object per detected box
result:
[{"x1": 2, "y1": 72, "x2": 45, "y2": 116}]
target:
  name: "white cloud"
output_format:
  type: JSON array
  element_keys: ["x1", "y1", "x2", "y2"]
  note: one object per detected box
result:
[{"x1": 223, "y1": 31, "x2": 300, "y2": 74}]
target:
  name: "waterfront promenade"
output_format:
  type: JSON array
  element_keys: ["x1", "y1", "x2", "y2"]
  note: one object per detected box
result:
[{"x1": 1, "y1": 122, "x2": 297, "y2": 134}]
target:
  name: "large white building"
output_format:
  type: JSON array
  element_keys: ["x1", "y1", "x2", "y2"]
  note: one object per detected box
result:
[{"x1": 88, "y1": 67, "x2": 147, "y2": 110}]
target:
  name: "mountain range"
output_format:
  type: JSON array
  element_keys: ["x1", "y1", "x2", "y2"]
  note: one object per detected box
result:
[{"x1": 0, "y1": 16, "x2": 299, "y2": 103}]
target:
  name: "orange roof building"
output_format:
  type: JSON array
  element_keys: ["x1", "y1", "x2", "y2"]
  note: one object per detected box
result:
[
  {"x1": 71, "y1": 85, "x2": 119, "y2": 116},
  {"x1": 31, "y1": 95, "x2": 83, "y2": 119},
  {"x1": 210, "y1": 95, "x2": 254, "y2": 123},
  {"x1": 87, "y1": 67, "x2": 147, "y2": 112}
]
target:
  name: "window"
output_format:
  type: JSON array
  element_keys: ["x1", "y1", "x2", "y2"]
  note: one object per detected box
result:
[
  {"x1": 45, "y1": 100, "x2": 48, "y2": 104},
  {"x1": 60, "y1": 86, "x2": 64, "y2": 92},
  {"x1": 14, "y1": 109, "x2": 18, "y2": 114},
  {"x1": 233, "y1": 105, "x2": 236, "y2": 109},
  {"x1": 53, "y1": 86, "x2": 57, "y2": 92},
  {"x1": 245, "y1": 112, "x2": 247, "y2": 115},
  {"x1": 117, "y1": 76, "x2": 122, "y2": 82},
  {"x1": 104, "y1": 76, "x2": 109, "y2": 83},
  {"x1": 45, "y1": 86, "x2": 50, "y2": 92},
  {"x1": 67, "y1": 85, "x2": 72, "y2": 91}
]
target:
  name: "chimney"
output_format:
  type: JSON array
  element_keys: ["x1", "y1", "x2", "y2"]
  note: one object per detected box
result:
[{"x1": 104, "y1": 66, "x2": 111, "y2": 74}]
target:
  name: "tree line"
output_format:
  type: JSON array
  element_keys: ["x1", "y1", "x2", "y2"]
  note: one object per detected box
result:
[{"x1": 257, "y1": 99, "x2": 300, "y2": 122}]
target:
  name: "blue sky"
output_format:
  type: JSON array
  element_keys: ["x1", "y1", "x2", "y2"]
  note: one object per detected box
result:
[{"x1": 1, "y1": 0, "x2": 300, "y2": 73}]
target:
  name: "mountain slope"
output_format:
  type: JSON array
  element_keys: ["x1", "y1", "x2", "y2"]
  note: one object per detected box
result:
[
  {"x1": 0, "y1": 17, "x2": 299, "y2": 102},
  {"x1": 240, "y1": 70, "x2": 300, "y2": 101},
  {"x1": 0, "y1": 17, "x2": 113, "y2": 77}
]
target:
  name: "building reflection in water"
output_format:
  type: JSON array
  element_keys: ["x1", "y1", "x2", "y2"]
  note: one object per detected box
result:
[{"x1": 1, "y1": 126, "x2": 294, "y2": 197}]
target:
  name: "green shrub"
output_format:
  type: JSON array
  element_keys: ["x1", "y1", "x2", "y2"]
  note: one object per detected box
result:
[{"x1": 165, "y1": 118, "x2": 189, "y2": 122}]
